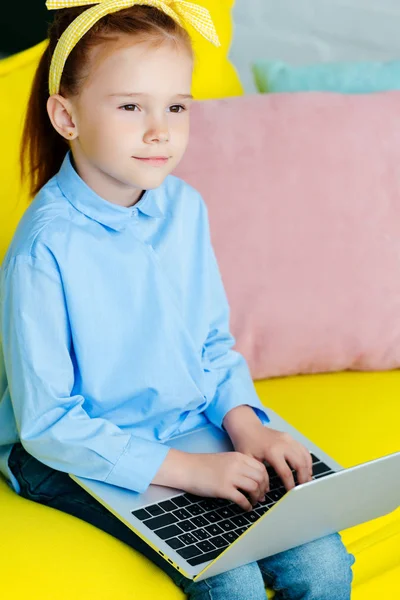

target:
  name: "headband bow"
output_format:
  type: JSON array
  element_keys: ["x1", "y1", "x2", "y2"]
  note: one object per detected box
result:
[{"x1": 45, "y1": 0, "x2": 221, "y2": 96}]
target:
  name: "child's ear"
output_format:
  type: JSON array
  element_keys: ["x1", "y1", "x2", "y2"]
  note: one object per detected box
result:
[{"x1": 47, "y1": 94, "x2": 78, "y2": 140}]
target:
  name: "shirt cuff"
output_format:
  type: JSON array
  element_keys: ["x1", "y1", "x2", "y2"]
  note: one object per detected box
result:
[
  {"x1": 249, "y1": 405, "x2": 270, "y2": 427},
  {"x1": 105, "y1": 435, "x2": 171, "y2": 494},
  {"x1": 204, "y1": 380, "x2": 270, "y2": 432}
]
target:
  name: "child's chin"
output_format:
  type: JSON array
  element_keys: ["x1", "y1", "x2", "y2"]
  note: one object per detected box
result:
[{"x1": 135, "y1": 171, "x2": 170, "y2": 187}]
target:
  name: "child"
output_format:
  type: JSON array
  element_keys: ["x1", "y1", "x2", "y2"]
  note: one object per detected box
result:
[{"x1": 0, "y1": 1, "x2": 355, "y2": 598}]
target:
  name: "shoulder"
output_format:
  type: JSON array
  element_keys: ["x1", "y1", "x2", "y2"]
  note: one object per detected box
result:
[
  {"x1": 2, "y1": 176, "x2": 74, "y2": 272},
  {"x1": 161, "y1": 174, "x2": 207, "y2": 219}
]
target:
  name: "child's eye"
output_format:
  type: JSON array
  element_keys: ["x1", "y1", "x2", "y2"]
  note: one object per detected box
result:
[
  {"x1": 120, "y1": 104, "x2": 139, "y2": 111},
  {"x1": 119, "y1": 104, "x2": 187, "y2": 113},
  {"x1": 169, "y1": 104, "x2": 187, "y2": 113}
]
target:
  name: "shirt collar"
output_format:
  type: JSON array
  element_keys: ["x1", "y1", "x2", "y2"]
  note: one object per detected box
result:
[{"x1": 56, "y1": 150, "x2": 165, "y2": 231}]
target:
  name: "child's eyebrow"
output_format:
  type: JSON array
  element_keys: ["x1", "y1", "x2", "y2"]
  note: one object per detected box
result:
[{"x1": 108, "y1": 92, "x2": 193, "y2": 99}]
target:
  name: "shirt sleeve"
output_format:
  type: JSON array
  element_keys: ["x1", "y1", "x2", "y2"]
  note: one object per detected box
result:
[
  {"x1": 0, "y1": 252, "x2": 170, "y2": 494},
  {"x1": 198, "y1": 199, "x2": 271, "y2": 431}
]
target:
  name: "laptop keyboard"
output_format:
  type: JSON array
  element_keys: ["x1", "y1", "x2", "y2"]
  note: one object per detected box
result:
[{"x1": 131, "y1": 453, "x2": 335, "y2": 567}]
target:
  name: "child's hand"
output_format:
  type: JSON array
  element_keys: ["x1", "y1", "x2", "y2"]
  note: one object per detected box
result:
[
  {"x1": 229, "y1": 423, "x2": 314, "y2": 501},
  {"x1": 222, "y1": 405, "x2": 314, "y2": 504},
  {"x1": 152, "y1": 447, "x2": 269, "y2": 512},
  {"x1": 152, "y1": 407, "x2": 313, "y2": 511},
  {"x1": 183, "y1": 451, "x2": 271, "y2": 512}
]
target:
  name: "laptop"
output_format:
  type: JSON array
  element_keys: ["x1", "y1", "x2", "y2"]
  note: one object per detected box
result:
[{"x1": 69, "y1": 407, "x2": 400, "y2": 582}]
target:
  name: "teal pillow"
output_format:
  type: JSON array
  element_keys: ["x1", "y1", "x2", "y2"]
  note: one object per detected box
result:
[{"x1": 252, "y1": 59, "x2": 400, "y2": 94}]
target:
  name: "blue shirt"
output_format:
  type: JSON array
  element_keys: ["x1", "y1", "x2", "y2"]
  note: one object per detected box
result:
[{"x1": 0, "y1": 150, "x2": 270, "y2": 495}]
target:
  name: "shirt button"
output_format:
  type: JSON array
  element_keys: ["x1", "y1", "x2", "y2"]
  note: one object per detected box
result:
[{"x1": 131, "y1": 208, "x2": 138, "y2": 217}]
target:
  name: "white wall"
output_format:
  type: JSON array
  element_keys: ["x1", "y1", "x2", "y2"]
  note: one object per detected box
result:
[{"x1": 229, "y1": 0, "x2": 400, "y2": 93}]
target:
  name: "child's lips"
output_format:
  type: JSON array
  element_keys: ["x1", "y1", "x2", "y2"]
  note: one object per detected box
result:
[{"x1": 133, "y1": 156, "x2": 170, "y2": 166}]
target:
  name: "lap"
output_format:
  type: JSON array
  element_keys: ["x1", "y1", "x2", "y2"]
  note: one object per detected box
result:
[
  {"x1": 8, "y1": 443, "x2": 355, "y2": 599},
  {"x1": 258, "y1": 533, "x2": 355, "y2": 599},
  {"x1": 184, "y1": 534, "x2": 355, "y2": 600}
]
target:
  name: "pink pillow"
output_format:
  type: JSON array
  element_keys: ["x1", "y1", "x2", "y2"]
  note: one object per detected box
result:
[{"x1": 173, "y1": 91, "x2": 400, "y2": 379}]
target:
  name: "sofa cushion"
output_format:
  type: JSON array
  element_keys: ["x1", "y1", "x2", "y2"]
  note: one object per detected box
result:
[
  {"x1": 174, "y1": 91, "x2": 400, "y2": 379},
  {"x1": 252, "y1": 58, "x2": 400, "y2": 94},
  {"x1": 0, "y1": 0, "x2": 243, "y2": 263}
]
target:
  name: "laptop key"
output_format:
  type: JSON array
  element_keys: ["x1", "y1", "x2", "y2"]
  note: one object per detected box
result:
[
  {"x1": 310, "y1": 453, "x2": 320, "y2": 464},
  {"x1": 187, "y1": 548, "x2": 224, "y2": 566},
  {"x1": 203, "y1": 510, "x2": 223, "y2": 523},
  {"x1": 236, "y1": 526, "x2": 248, "y2": 535},
  {"x1": 159, "y1": 500, "x2": 179, "y2": 512},
  {"x1": 196, "y1": 540, "x2": 216, "y2": 553},
  {"x1": 218, "y1": 519, "x2": 237, "y2": 532},
  {"x1": 215, "y1": 506, "x2": 235, "y2": 519},
  {"x1": 145, "y1": 504, "x2": 165, "y2": 516},
  {"x1": 186, "y1": 504, "x2": 205, "y2": 516},
  {"x1": 314, "y1": 470, "x2": 334, "y2": 479},
  {"x1": 266, "y1": 489, "x2": 285, "y2": 503},
  {"x1": 178, "y1": 519, "x2": 196, "y2": 532},
  {"x1": 145, "y1": 513, "x2": 178, "y2": 530},
  {"x1": 172, "y1": 508, "x2": 191, "y2": 520},
  {"x1": 165, "y1": 537, "x2": 185, "y2": 550},
  {"x1": 212, "y1": 535, "x2": 229, "y2": 549},
  {"x1": 268, "y1": 475, "x2": 280, "y2": 488},
  {"x1": 313, "y1": 462, "x2": 332, "y2": 476},
  {"x1": 184, "y1": 493, "x2": 203, "y2": 503},
  {"x1": 198, "y1": 499, "x2": 219, "y2": 511},
  {"x1": 179, "y1": 533, "x2": 198, "y2": 545},
  {"x1": 192, "y1": 528, "x2": 211, "y2": 541},
  {"x1": 255, "y1": 506, "x2": 270, "y2": 517},
  {"x1": 231, "y1": 515, "x2": 249, "y2": 527},
  {"x1": 222, "y1": 530, "x2": 239, "y2": 544},
  {"x1": 214, "y1": 498, "x2": 232, "y2": 506},
  {"x1": 229, "y1": 503, "x2": 247, "y2": 515},
  {"x1": 177, "y1": 545, "x2": 203, "y2": 559},
  {"x1": 244, "y1": 511, "x2": 260, "y2": 523},
  {"x1": 156, "y1": 524, "x2": 183, "y2": 540},
  {"x1": 259, "y1": 497, "x2": 274, "y2": 506},
  {"x1": 171, "y1": 495, "x2": 191, "y2": 508},
  {"x1": 131, "y1": 508, "x2": 152, "y2": 520},
  {"x1": 205, "y1": 523, "x2": 224, "y2": 536},
  {"x1": 190, "y1": 515, "x2": 209, "y2": 528}
]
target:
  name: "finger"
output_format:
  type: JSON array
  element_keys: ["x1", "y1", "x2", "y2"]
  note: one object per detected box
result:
[
  {"x1": 239, "y1": 456, "x2": 269, "y2": 492},
  {"x1": 304, "y1": 448, "x2": 313, "y2": 480},
  {"x1": 307, "y1": 450, "x2": 314, "y2": 478},
  {"x1": 292, "y1": 459, "x2": 311, "y2": 485},
  {"x1": 245, "y1": 455, "x2": 269, "y2": 475},
  {"x1": 243, "y1": 457, "x2": 270, "y2": 488},
  {"x1": 270, "y1": 457, "x2": 295, "y2": 490},
  {"x1": 300, "y1": 446, "x2": 313, "y2": 471},
  {"x1": 242, "y1": 463, "x2": 269, "y2": 492},
  {"x1": 259, "y1": 466, "x2": 270, "y2": 496},
  {"x1": 237, "y1": 476, "x2": 264, "y2": 506},
  {"x1": 231, "y1": 487, "x2": 253, "y2": 512},
  {"x1": 250, "y1": 467, "x2": 269, "y2": 499},
  {"x1": 290, "y1": 448, "x2": 313, "y2": 484}
]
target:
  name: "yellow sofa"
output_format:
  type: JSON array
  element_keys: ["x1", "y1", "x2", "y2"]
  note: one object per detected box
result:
[
  {"x1": 1, "y1": 3, "x2": 399, "y2": 598},
  {"x1": 0, "y1": 371, "x2": 399, "y2": 599}
]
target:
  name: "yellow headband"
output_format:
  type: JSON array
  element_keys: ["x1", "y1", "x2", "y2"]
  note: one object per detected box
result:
[{"x1": 45, "y1": 0, "x2": 221, "y2": 96}]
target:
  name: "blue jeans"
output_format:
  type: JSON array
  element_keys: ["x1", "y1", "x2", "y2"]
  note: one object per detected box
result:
[{"x1": 8, "y1": 442, "x2": 355, "y2": 599}]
